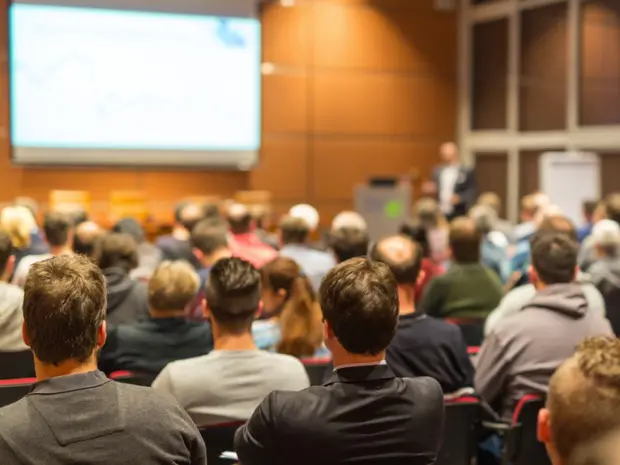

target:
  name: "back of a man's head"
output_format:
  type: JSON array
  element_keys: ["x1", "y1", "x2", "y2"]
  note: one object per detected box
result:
[
  {"x1": 592, "y1": 219, "x2": 620, "y2": 258},
  {"x1": 330, "y1": 227, "x2": 369, "y2": 263},
  {"x1": 148, "y1": 261, "x2": 200, "y2": 313},
  {"x1": 319, "y1": 258, "x2": 398, "y2": 355},
  {"x1": 542, "y1": 338, "x2": 620, "y2": 465},
  {"x1": 44, "y1": 211, "x2": 73, "y2": 247},
  {"x1": 0, "y1": 230, "x2": 13, "y2": 277},
  {"x1": 93, "y1": 233, "x2": 138, "y2": 273},
  {"x1": 449, "y1": 217, "x2": 481, "y2": 263},
  {"x1": 227, "y1": 203, "x2": 252, "y2": 235},
  {"x1": 531, "y1": 232, "x2": 578, "y2": 286},
  {"x1": 175, "y1": 202, "x2": 205, "y2": 232},
  {"x1": 477, "y1": 192, "x2": 502, "y2": 215},
  {"x1": 605, "y1": 193, "x2": 620, "y2": 225},
  {"x1": 23, "y1": 255, "x2": 106, "y2": 365},
  {"x1": 531, "y1": 214, "x2": 578, "y2": 249},
  {"x1": 369, "y1": 235, "x2": 422, "y2": 286},
  {"x1": 191, "y1": 220, "x2": 229, "y2": 256},
  {"x1": 280, "y1": 215, "x2": 310, "y2": 245},
  {"x1": 205, "y1": 257, "x2": 261, "y2": 335},
  {"x1": 469, "y1": 204, "x2": 498, "y2": 235}
]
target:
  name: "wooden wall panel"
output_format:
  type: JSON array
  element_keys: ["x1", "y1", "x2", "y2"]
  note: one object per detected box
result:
[
  {"x1": 474, "y1": 153, "x2": 508, "y2": 218},
  {"x1": 261, "y1": 4, "x2": 311, "y2": 66},
  {"x1": 262, "y1": 74, "x2": 309, "y2": 134}
]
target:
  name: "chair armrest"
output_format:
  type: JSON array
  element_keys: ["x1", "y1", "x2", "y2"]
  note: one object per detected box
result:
[{"x1": 482, "y1": 421, "x2": 512, "y2": 432}]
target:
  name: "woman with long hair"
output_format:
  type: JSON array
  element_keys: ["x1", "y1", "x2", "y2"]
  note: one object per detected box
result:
[{"x1": 256, "y1": 257, "x2": 324, "y2": 358}]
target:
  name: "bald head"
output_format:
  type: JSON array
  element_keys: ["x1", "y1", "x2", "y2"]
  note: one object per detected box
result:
[
  {"x1": 440, "y1": 142, "x2": 459, "y2": 164},
  {"x1": 226, "y1": 203, "x2": 252, "y2": 234},
  {"x1": 178, "y1": 203, "x2": 205, "y2": 232},
  {"x1": 369, "y1": 235, "x2": 422, "y2": 285},
  {"x1": 74, "y1": 221, "x2": 104, "y2": 256}
]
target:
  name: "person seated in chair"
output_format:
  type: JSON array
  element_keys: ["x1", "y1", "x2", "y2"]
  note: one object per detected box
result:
[
  {"x1": 99, "y1": 261, "x2": 212, "y2": 376},
  {"x1": 370, "y1": 235, "x2": 474, "y2": 395},
  {"x1": 0, "y1": 255, "x2": 206, "y2": 464},
  {"x1": 152, "y1": 257, "x2": 309, "y2": 427},
  {"x1": 235, "y1": 258, "x2": 444, "y2": 465}
]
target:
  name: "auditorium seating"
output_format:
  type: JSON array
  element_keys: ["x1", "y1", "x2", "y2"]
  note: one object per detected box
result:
[
  {"x1": 301, "y1": 357, "x2": 332, "y2": 386},
  {"x1": 437, "y1": 396, "x2": 480, "y2": 465},
  {"x1": 108, "y1": 370, "x2": 156, "y2": 387},
  {"x1": 0, "y1": 378, "x2": 35, "y2": 408},
  {"x1": 0, "y1": 350, "x2": 35, "y2": 380},
  {"x1": 199, "y1": 421, "x2": 245, "y2": 465},
  {"x1": 445, "y1": 318, "x2": 485, "y2": 346},
  {"x1": 504, "y1": 395, "x2": 551, "y2": 465}
]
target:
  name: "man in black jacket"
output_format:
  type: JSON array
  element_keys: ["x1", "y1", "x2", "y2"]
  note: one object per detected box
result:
[
  {"x1": 370, "y1": 235, "x2": 474, "y2": 394},
  {"x1": 235, "y1": 258, "x2": 444, "y2": 465}
]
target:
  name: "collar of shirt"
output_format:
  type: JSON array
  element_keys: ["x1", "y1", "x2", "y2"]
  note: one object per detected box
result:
[{"x1": 334, "y1": 360, "x2": 387, "y2": 371}]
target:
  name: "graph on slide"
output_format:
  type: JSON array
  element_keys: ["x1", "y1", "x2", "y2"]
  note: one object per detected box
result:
[{"x1": 10, "y1": 4, "x2": 261, "y2": 150}]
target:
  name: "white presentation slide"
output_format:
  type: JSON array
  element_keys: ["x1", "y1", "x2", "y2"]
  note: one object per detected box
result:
[{"x1": 9, "y1": 3, "x2": 261, "y2": 166}]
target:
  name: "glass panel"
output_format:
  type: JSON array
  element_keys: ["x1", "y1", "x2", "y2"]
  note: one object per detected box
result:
[{"x1": 472, "y1": 19, "x2": 508, "y2": 130}]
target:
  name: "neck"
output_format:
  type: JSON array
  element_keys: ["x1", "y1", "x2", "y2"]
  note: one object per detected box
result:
[
  {"x1": 149, "y1": 309, "x2": 186, "y2": 319},
  {"x1": 203, "y1": 248, "x2": 232, "y2": 268},
  {"x1": 34, "y1": 354, "x2": 98, "y2": 382},
  {"x1": 397, "y1": 285, "x2": 416, "y2": 316},
  {"x1": 50, "y1": 245, "x2": 72, "y2": 256},
  {"x1": 330, "y1": 343, "x2": 385, "y2": 368},
  {"x1": 213, "y1": 332, "x2": 257, "y2": 351}
]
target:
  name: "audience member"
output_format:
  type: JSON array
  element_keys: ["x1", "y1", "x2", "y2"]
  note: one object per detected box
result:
[
  {"x1": 279, "y1": 215, "x2": 336, "y2": 290},
  {"x1": 12, "y1": 197, "x2": 49, "y2": 262},
  {"x1": 249, "y1": 203, "x2": 279, "y2": 250},
  {"x1": 93, "y1": 233, "x2": 149, "y2": 326},
  {"x1": 586, "y1": 219, "x2": 620, "y2": 335},
  {"x1": 257, "y1": 257, "x2": 325, "y2": 357},
  {"x1": 235, "y1": 258, "x2": 444, "y2": 465},
  {"x1": 538, "y1": 337, "x2": 620, "y2": 465},
  {"x1": 411, "y1": 197, "x2": 449, "y2": 264},
  {"x1": 0, "y1": 255, "x2": 206, "y2": 464},
  {"x1": 191, "y1": 220, "x2": 231, "y2": 289},
  {"x1": 419, "y1": 217, "x2": 503, "y2": 320},
  {"x1": 12, "y1": 211, "x2": 74, "y2": 288},
  {"x1": 99, "y1": 261, "x2": 212, "y2": 375},
  {"x1": 476, "y1": 233, "x2": 613, "y2": 419},
  {"x1": 0, "y1": 231, "x2": 26, "y2": 352},
  {"x1": 0, "y1": 205, "x2": 48, "y2": 272},
  {"x1": 577, "y1": 199, "x2": 598, "y2": 243},
  {"x1": 113, "y1": 218, "x2": 162, "y2": 280},
  {"x1": 331, "y1": 211, "x2": 367, "y2": 232},
  {"x1": 399, "y1": 222, "x2": 446, "y2": 303},
  {"x1": 371, "y1": 235, "x2": 474, "y2": 394},
  {"x1": 514, "y1": 192, "x2": 549, "y2": 243},
  {"x1": 469, "y1": 204, "x2": 510, "y2": 282},
  {"x1": 73, "y1": 220, "x2": 104, "y2": 257},
  {"x1": 152, "y1": 257, "x2": 309, "y2": 426},
  {"x1": 226, "y1": 203, "x2": 277, "y2": 268},
  {"x1": 476, "y1": 192, "x2": 514, "y2": 241},
  {"x1": 289, "y1": 203, "x2": 320, "y2": 233},
  {"x1": 579, "y1": 193, "x2": 620, "y2": 271},
  {"x1": 485, "y1": 215, "x2": 606, "y2": 335},
  {"x1": 155, "y1": 201, "x2": 204, "y2": 269},
  {"x1": 329, "y1": 226, "x2": 369, "y2": 263}
]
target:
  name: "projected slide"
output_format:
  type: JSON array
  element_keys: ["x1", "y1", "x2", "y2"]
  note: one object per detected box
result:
[{"x1": 10, "y1": 4, "x2": 260, "y2": 154}]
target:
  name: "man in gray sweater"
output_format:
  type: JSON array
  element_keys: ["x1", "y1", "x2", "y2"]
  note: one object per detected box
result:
[
  {"x1": 476, "y1": 232, "x2": 613, "y2": 420},
  {"x1": 0, "y1": 255, "x2": 206, "y2": 465}
]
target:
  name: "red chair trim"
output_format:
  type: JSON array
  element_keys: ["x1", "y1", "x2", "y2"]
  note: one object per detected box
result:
[
  {"x1": 0, "y1": 377, "x2": 37, "y2": 386},
  {"x1": 445, "y1": 396, "x2": 480, "y2": 405},
  {"x1": 512, "y1": 394, "x2": 543, "y2": 425},
  {"x1": 445, "y1": 318, "x2": 485, "y2": 325},
  {"x1": 467, "y1": 346, "x2": 480, "y2": 355},
  {"x1": 108, "y1": 370, "x2": 134, "y2": 379},
  {"x1": 301, "y1": 357, "x2": 332, "y2": 366}
]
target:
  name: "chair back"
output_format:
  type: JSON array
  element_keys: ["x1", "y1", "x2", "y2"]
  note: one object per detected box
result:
[
  {"x1": 0, "y1": 350, "x2": 35, "y2": 380},
  {"x1": 445, "y1": 318, "x2": 485, "y2": 346},
  {"x1": 506, "y1": 395, "x2": 551, "y2": 465},
  {"x1": 437, "y1": 396, "x2": 480, "y2": 465},
  {"x1": 108, "y1": 370, "x2": 156, "y2": 387},
  {"x1": 0, "y1": 378, "x2": 36, "y2": 407},
  {"x1": 301, "y1": 357, "x2": 332, "y2": 385},
  {"x1": 200, "y1": 421, "x2": 245, "y2": 465}
]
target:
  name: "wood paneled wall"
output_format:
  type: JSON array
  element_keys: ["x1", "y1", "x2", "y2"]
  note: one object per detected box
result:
[{"x1": 0, "y1": 0, "x2": 457, "y2": 224}]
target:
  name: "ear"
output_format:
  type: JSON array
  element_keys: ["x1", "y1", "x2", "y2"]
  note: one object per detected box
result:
[
  {"x1": 2, "y1": 256, "x2": 15, "y2": 281},
  {"x1": 528, "y1": 265, "x2": 538, "y2": 285},
  {"x1": 97, "y1": 321, "x2": 107, "y2": 349},
  {"x1": 193, "y1": 247, "x2": 205, "y2": 262},
  {"x1": 202, "y1": 298, "x2": 210, "y2": 319},
  {"x1": 21, "y1": 321, "x2": 31, "y2": 348},
  {"x1": 537, "y1": 408, "x2": 551, "y2": 444},
  {"x1": 276, "y1": 288, "x2": 287, "y2": 299},
  {"x1": 572, "y1": 265, "x2": 579, "y2": 282},
  {"x1": 416, "y1": 270, "x2": 426, "y2": 286},
  {"x1": 255, "y1": 301, "x2": 264, "y2": 318},
  {"x1": 324, "y1": 320, "x2": 335, "y2": 340}
]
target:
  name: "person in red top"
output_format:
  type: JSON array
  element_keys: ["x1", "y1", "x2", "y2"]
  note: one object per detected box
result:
[{"x1": 226, "y1": 203, "x2": 277, "y2": 269}]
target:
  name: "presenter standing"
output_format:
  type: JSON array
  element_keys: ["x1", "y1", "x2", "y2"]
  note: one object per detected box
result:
[{"x1": 423, "y1": 142, "x2": 476, "y2": 221}]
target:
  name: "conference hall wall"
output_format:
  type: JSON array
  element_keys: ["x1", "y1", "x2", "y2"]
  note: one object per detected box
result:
[{"x1": 0, "y1": 0, "x2": 456, "y2": 225}]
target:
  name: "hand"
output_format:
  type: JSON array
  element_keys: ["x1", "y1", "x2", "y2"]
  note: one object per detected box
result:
[{"x1": 451, "y1": 194, "x2": 461, "y2": 205}]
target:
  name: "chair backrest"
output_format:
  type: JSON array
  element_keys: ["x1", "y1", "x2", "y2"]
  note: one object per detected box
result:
[
  {"x1": 445, "y1": 318, "x2": 485, "y2": 346},
  {"x1": 506, "y1": 395, "x2": 551, "y2": 465},
  {"x1": 0, "y1": 378, "x2": 36, "y2": 408},
  {"x1": 108, "y1": 370, "x2": 156, "y2": 387},
  {"x1": 0, "y1": 350, "x2": 35, "y2": 380},
  {"x1": 200, "y1": 421, "x2": 245, "y2": 465},
  {"x1": 437, "y1": 396, "x2": 480, "y2": 465},
  {"x1": 301, "y1": 357, "x2": 332, "y2": 386}
]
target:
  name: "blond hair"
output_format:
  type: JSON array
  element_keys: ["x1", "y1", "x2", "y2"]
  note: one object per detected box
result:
[
  {"x1": 148, "y1": 261, "x2": 200, "y2": 312},
  {"x1": 0, "y1": 206, "x2": 36, "y2": 249}
]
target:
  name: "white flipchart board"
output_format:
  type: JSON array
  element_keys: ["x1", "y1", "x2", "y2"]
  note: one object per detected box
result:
[{"x1": 539, "y1": 152, "x2": 600, "y2": 226}]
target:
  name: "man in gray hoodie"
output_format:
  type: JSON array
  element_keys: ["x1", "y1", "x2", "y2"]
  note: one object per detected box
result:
[{"x1": 475, "y1": 232, "x2": 613, "y2": 420}]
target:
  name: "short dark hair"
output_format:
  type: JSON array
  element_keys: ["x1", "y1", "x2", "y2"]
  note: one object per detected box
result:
[
  {"x1": 0, "y1": 230, "x2": 13, "y2": 275},
  {"x1": 583, "y1": 200, "x2": 598, "y2": 221},
  {"x1": 369, "y1": 235, "x2": 423, "y2": 285},
  {"x1": 93, "y1": 233, "x2": 138, "y2": 272},
  {"x1": 280, "y1": 216, "x2": 310, "y2": 244},
  {"x1": 44, "y1": 212, "x2": 73, "y2": 247},
  {"x1": 191, "y1": 220, "x2": 229, "y2": 255},
  {"x1": 319, "y1": 258, "x2": 398, "y2": 355},
  {"x1": 399, "y1": 222, "x2": 430, "y2": 258},
  {"x1": 113, "y1": 218, "x2": 145, "y2": 244},
  {"x1": 23, "y1": 255, "x2": 106, "y2": 365},
  {"x1": 205, "y1": 257, "x2": 261, "y2": 334},
  {"x1": 449, "y1": 217, "x2": 481, "y2": 263},
  {"x1": 227, "y1": 212, "x2": 252, "y2": 235},
  {"x1": 330, "y1": 227, "x2": 369, "y2": 263},
  {"x1": 531, "y1": 232, "x2": 578, "y2": 285},
  {"x1": 605, "y1": 193, "x2": 620, "y2": 224},
  {"x1": 530, "y1": 214, "x2": 578, "y2": 251}
]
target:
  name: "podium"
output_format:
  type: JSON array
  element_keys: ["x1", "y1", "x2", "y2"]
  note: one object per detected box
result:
[{"x1": 354, "y1": 181, "x2": 412, "y2": 241}]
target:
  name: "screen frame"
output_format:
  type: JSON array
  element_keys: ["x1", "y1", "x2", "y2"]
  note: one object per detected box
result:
[{"x1": 7, "y1": 0, "x2": 261, "y2": 170}]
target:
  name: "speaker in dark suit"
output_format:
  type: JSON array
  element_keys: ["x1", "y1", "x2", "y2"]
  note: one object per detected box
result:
[{"x1": 234, "y1": 258, "x2": 445, "y2": 465}]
